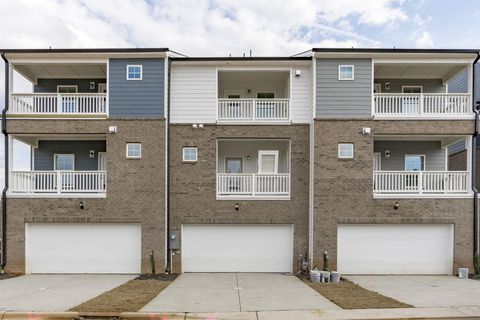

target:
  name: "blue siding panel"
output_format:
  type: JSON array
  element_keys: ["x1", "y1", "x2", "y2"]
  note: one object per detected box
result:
[
  {"x1": 34, "y1": 140, "x2": 106, "y2": 171},
  {"x1": 108, "y1": 58, "x2": 165, "y2": 118},
  {"x1": 447, "y1": 69, "x2": 468, "y2": 94}
]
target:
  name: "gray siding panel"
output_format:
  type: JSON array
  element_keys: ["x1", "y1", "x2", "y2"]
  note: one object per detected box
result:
[
  {"x1": 448, "y1": 140, "x2": 466, "y2": 155},
  {"x1": 374, "y1": 141, "x2": 446, "y2": 171},
  {"x1": 316, "y1": 58, "x2": 372, "y2": 118},
  {"x1": 447, "y1": 70, "x2": 468, "y2": 94},
  {"x1": 34, "y1": 79, "x2": 107, "y2": 93},
  {"x1": 34, "y1": 140, "x2": 106, "y2": 171},
  {"x1": 375, "y1": 79, "x2": 445, "y2": 93},
  {"x1": 108, "y1": 58, "x2": 165, "y2": 118}
]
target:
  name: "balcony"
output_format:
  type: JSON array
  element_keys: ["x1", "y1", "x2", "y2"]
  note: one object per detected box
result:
[
  {"x1": 7, "y1": 135, "x2": 107, "y2": 198},
  {"x1": 373, "y1": 137, "x2": 473, "y2": 198},
  {"x1": 373, "y1": 171, "x2": 469, "y2": 195},
  {"x1": 11, "y1": 171, "x2": 106, "y2": 195},
  {"x1": 217, "y1": 98, "x2": 290, "y2": 122},
  {"x1": 216, "y1": 70, "x2": 291, "y2": 123},
  {"x1": 7, "y1": 61, "x2": 107, "y2": 118},
  {"x1": 10, "y1": 93, "x2": 107, "y2": 115},
  {"x1": 373, "y1": 93, "x2": 470, "y2": 118},
  {"x1": 216, "y1": 139, "x2": 291, "y2": 199}
]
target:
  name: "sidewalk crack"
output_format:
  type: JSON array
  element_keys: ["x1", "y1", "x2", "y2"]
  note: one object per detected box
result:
[{"x1": 236, "y1": 272, "x2": 242, "y2": 312}]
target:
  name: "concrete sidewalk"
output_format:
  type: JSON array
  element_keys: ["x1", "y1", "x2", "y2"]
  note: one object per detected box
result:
[{"x1": 5, "y1": 306, "x2": 479, "y2": 320}]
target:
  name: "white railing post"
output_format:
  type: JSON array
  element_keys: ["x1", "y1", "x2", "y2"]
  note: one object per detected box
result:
[
  {"x1": 419, "y1": 93, "x2": 424, "y2": 115},
  {"x1": 418, "y1": 172, "x2": 423, "y2": 194},
  {"x1": 56, "y1": 171, "x2": 61, "y2": 193},
  {"x1": 57, "y1": 93, "x2": 62, "y2": 113},
  {"x1": 252, "y1": 99, "x2": 257, "y2": 121},
  {"x1": 252, "y1": 174, "x2": 256, "y2": 196}
]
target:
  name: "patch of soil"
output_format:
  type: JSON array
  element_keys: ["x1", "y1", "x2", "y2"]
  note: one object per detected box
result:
[
  {"x1": 0, "y1": 273, "x2": 19, "y2": 280},
  {"x1": 299, "y1": 274, "x2": 413, "y2": 309},
  {"x1": 70, "y1": 276, "x2": 175, "y2": 313},
  {"x1": 135, "y1": 273, "x2": 179, "y2": 281}
]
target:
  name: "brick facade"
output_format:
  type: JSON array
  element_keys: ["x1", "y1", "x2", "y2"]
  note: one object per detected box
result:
[
  {"x1": 169, "y1": 124, "x2": 310, "y2": 273},
  {"x1": 313, "y1": 119, "x2": 476, "y2": 271},
  {"x1": 5, "y1": 119, "x2": 166, "y2": 274}
]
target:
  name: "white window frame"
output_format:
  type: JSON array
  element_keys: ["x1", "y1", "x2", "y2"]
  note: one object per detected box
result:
[
  {"x1": 53, "y1": 154, "x2": 75, "y2": 171},
  {"x1": 402, "y1": 85, "x2": 423, "y2": 93},
  {"x1": 258, "y1": 150, "x2": 279, "y2": 174},
  {"x1": 404, "y1": 154, "x2": 426, "y2": 171},
  {"x1": 126, "y1": 65, "x2": 143, "y2": 81},
  {"x1": 338, "y1": 65, "x2": 354, "y2": 81},
  {"x1": 183, "y1": 147, "x2": 198, "y2": 162},
  {"x1": 256, "y1": 92, "x2": 276, "y2": 99},
  {"x1": 338, "y1": 143, "x2": 354, "y2": 159},
  {"x1": 126, "y1": 143, "x2": 142, "y2": 159},
  {"x1": 56, "y1": 85, "x2": 78, "y2": 93}
]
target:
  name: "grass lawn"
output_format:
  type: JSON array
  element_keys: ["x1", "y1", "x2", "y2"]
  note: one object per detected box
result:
[
  {"x1": 300, "y1": 275, "x2": 413, "y2": 309},
  {"x1": 70, "y1": 274, "x2": 178, "y2": 313}
]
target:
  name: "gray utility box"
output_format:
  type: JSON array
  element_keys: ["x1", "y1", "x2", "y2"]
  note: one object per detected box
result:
[{"x1": 169, "y1": 230, "x2": 181, "y2": 250}]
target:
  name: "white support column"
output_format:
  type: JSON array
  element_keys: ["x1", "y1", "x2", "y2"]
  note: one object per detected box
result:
[{"x1": 466, "y1": 136, "x2": 473, "y2": 191}]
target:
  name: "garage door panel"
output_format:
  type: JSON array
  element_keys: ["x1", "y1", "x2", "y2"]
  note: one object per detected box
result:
[
  {"x1": 337, "y1": 224, "x2": 453, "y2": 275},
  {"x1": 182, "y1": 225, "x2": 293, "y2": 273},
  {"x1": 26, "y1": 223, "x2": 141, "y2": 274}
]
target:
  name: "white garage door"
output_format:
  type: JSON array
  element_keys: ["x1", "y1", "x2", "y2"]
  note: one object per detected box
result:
[
  {"x1": 337, "y1": 224, "x2": 454, "y2": 275},
  {"x1": 26, "y1": 223, "x2": 141, "y2": 274},
  {"x1": 182, "y1": 225, "x2": 293, "y2": 272}
]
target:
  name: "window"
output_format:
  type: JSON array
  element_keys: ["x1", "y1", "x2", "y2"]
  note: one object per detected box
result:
[
  {"x1": 256, "y1": 92, "x2": 275, "y2": 99},
  {"x1": 183, "y1": 147, "x2": 198, "y2": 162},
  {"x1": 338, "y1": 143, "x2": 354, "y2": 159},
  {"x1": 126, "y1": 65, "x2": 143, "y2": 80},
  {"x1": 338, "y1": 65, "x2": 354, "y2": 80},
  {"x1": 405, "y1": 155, "x2": 425, "y2": 171},
  {"x1": 258, "y1": 150, "x2": 279, "y2": 173},
  {"x1": 54, "y1": 154, "x2": 75, "y2": 170},
  {"x1": 126, "y1": 143, "x2": 142, "y2": 158},
  {"x1": 57, "y1": 85, "x2": 78, "y2": 93}
]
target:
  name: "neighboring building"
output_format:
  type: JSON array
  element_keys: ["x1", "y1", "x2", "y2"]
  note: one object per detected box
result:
[{"x1": 1, "y1": 48, "x2": 478, "y2": 275}]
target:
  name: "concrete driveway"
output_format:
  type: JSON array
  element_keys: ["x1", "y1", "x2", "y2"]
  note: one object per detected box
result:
[
  {"x1": 346, "y1": 275, "x2": 480, "y2": 308},
  {"x1": 141, "y1": 273, "x2": 340, "y2": 313},
  {"x1": 0, "y1": 274, "x2": 136, "y2": 311}
]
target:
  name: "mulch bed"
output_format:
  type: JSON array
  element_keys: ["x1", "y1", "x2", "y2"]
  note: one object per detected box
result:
[
  {"x1": 70, "y1": 273, "x2": 178, "y2": 313},
  {"x1": 299, "y1": 274, "x2": 413, "y2": 309}
]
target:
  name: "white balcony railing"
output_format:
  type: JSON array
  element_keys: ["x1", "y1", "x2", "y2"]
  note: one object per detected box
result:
[
  {"x1": 373, "y1": 171, "x2": 470, "y2": 195},
  {"x1": 217, "y1": 173, "x2": 290, "y2": 197},
  {"x1": 10, "y1": 171, "x2": 107, "y2": 194},
  {"x1": 10, "y1": 93, "x2": 107, "y2": 115},
  {"x1": 374, "y1": 93, "x2": 470, "y2": 117},
  {"x1": 217, "y1": 99, "x2": 290, "y2": 122}
]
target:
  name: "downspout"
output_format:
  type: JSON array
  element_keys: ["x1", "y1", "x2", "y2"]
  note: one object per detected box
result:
[
  {"x1": 165, "y1": 57, "x2": 172, "y2": 273},
  {"x1": 1, "y1": 52, "x2": 9, "y2": 270},
  {"x1": 472, "y1": 53, "x2": 480, "y2": 270}
]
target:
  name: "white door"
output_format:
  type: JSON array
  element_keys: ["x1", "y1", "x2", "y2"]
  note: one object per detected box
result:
[
  {"x1": 98, "y1": 152, "x2": 107, "y2": 171},
  {"x1": 182, "y1": 225, "x2": 293, "y2": 272},
  {"x1": 337, "y1": 224, "x2": 454, "y2": 275},
  {"x1": 258, "y1": 150, "x2": 279, "y2": 174},
  {"x1": 26, "y1": 223, "x2": 141, "y2": 274},
  {"x1": 373, "y1": 152, "x2": 381, "y2": 171}
]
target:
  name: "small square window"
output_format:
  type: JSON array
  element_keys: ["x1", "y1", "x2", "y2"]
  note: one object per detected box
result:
[
  {"x1": 338, "y1": 143, "x2": 354, "y2": 159},
  {"x1": 126, "y1": 143, "x2": 142, "y2": 158},
  {"x1": 338, "y1": 65, "x2": 354, "y2": 80},
  {"x1": 183, "y1": 147, "x2": 198, "y2": 162},
  {"x1": 126, "y1": 65, "x2": 143, "y2": 80}
]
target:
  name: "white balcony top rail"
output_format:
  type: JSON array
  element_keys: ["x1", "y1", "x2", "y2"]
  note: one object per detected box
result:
[
  {"x1": 10, "y1": 171, "x2": 107, "y2": 194},
  {"x1": 217, "y1": 173, "x2": 290, "y2": 196},
  {"x1": 10, "y1": 93, "x2": 107, "y2": 115},
  {"x1": 373, "y1": 170, "x2": 470, "y2": 194},
  {"x1": 374, "y1": 93, "x2": 470, "y2": 117},
  {"x1": 218, "y1": 99, "x2": 290, "y2": 121}
]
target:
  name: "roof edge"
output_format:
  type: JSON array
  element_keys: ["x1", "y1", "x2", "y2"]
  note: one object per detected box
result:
[
  {"x1": 0, "y1": 48, "x2": 169, "y2": 53},
  {"x1": 312, "y1": 48, "x2": 479, "y2": 54}
]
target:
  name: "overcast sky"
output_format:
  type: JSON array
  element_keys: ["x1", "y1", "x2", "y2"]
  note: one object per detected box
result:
[{"x1": 1, "y1": 0, "x2": 480, "y2": 185}]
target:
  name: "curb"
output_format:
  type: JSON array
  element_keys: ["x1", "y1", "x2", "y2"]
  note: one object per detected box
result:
[{"x1": 1, "y1": 312, "x2": 79, "y2": 320}]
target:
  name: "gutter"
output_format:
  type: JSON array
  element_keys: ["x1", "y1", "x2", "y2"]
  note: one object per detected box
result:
[
  {"x1": 165, "y1": 57, "x2": 172, "y2": 273},
  {"x1": 1, "y1": 52, "x2": 8, "y2": 270},
  {"x1": 473, "y1": 53, "x2": 480, "y2": 270}
]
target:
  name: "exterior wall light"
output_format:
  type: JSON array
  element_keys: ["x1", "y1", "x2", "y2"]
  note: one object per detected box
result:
[
  {"x1": 235, "y1": 203, "x2": 240, "y2": 211},
  {"x1": 394, "y1": 201, "x2": 399, "y2": 210}
]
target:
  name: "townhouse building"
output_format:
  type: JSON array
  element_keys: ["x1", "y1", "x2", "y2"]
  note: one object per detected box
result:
[
  {"x1": 1, "y1": 49, "x2": 168, "y2": 274},
  {"x1": 0, "y1": 47, "x2": 478, "y2": 276}
]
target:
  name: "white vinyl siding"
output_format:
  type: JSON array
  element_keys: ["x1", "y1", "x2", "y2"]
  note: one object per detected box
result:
[
  {"x1": 290, "y1": 65, "x2": 313, "y2": 123},
  {"x1": 170, "y1": 65, "x2": 217, "y2": 123}
]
